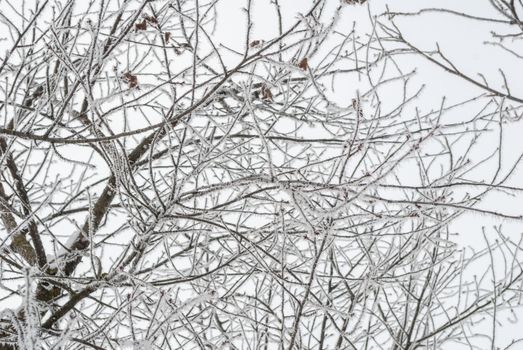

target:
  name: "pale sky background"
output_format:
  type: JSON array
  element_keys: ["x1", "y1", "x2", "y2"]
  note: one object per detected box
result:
[{"x1": 1, "y1": 0, "x2": 523, "y2": 349}]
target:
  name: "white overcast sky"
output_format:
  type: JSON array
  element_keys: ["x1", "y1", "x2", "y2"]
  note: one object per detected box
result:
[{"x1": 1, "y1": 0, "x2": 522, "y2": 348}]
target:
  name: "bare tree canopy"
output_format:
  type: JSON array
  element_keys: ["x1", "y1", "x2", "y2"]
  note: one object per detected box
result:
[{"x1": 0, "y1": 0, "x2": 523, "y2": 349}]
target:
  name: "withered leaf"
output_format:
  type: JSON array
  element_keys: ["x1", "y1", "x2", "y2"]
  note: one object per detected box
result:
[
  {"x1": 144, "y1": 15, "x2": 158, "y2": 25},
  {"x1": 135, "y1": 19, "x2": 147, "y2": 31},
  {"x1": 164, "y1": 32, "x2": 171, "y2": 42},
  {"x1": 122, "y1": 72, "x2": 139, "y2": 89},
  {"x1": 297, "y1": 57, "x2": 309, "y2": 70},
  {"x1": 261, "y1": 84, "x2": 273, "y2": 101}
]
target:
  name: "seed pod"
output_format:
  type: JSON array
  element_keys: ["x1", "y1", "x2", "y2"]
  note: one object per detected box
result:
[{"x1": 144, "y1": 15, "x2": 158, "y2": 25}]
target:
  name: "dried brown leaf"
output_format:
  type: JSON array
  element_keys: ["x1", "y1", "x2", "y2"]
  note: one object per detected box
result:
[
  {"x1": 135, "y1": 19, "x2": 147, "y2": 31},
  {"x1": 297, "y1": 57, "x2": 309, "y2": 70},
  {"x1": 123, "y1": 72, "x2": 139, "y2": 89},
  {"x1": 261, "y1": 84, "x2": 273, "y2": 101}
]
